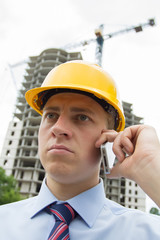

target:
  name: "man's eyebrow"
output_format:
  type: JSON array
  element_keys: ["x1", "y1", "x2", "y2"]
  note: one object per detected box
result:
[
  {"x1": 70, "y1": 107, "x2": 95, "y2": 115},
  {"x1": 43, "y1": 106, "x2": 60, "y2": 112}
]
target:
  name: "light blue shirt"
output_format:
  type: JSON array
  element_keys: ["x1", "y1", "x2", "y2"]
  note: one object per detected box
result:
[{"x1": 0, "y1": 179, "x2": 160, "y2": 240}]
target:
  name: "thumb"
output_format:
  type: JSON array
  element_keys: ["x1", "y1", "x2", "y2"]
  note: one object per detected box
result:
[{"x1": 107, "y1": 162, "x2": 123, "y2": 179}]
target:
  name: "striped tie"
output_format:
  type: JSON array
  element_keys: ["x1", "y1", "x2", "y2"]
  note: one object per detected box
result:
[{"x1": 47, "y1": 203, "x2": 76, "y2": 240}]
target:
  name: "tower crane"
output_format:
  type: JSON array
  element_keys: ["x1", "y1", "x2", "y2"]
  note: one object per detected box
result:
[
  {"x1": 63, "y1": 18, "x2": 155, "y2": 66},
  {"x1": 8, "y1": 18, "x2": 155, "y2": 89}
]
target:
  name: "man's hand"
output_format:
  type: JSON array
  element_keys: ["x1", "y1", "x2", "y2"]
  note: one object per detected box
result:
[{"x1": 96, "y1": 125, "x2": 160, "y2": 207}]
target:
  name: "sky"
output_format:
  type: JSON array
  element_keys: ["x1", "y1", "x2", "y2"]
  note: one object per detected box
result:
[{"x1": 0, "y1": 0, "x2": 160, "y2": 211}]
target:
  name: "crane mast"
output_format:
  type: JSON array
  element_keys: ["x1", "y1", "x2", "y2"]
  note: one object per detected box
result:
[{"x1": 95, "y1": 24, "x2": 104, "y2": 67}]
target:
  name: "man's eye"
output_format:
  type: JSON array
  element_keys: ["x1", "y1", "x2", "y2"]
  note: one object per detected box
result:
[
  {"x1": 46, "y1": 113, "x2": 58, "y2": 119},
  {"x1": 78, "y1": 115, "x2": 89, "y2": 121}
]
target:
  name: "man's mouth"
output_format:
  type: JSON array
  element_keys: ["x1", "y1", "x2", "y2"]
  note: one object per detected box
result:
[{"x1": 48, "y1": 145, "x2": 73, "y2": 153}]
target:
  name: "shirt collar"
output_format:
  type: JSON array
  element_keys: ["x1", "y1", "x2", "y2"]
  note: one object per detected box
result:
[
  {"x1": 68, "y1": 179, "x2": 106, "y2": 228},
  {"x1": 30, "y1": 179, "x2": 58, "y2": 219},
  {"x1": 30, "y1": 178, "x2": 106, "y2": 228}
]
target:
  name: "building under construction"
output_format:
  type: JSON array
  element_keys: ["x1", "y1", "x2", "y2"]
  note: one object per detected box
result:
[{"x1": 0, "y1": 48, "x2": 145, "y2": 211}]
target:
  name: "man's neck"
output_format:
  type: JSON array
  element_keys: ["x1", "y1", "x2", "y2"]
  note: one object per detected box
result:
[{"x1": 46, "y1": 175, "x2": 100, "y2": 201}]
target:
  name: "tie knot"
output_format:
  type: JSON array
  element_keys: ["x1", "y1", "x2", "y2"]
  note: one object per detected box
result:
[{"x1": 48, "y1": 203, "x2": 76, "y2": 226}]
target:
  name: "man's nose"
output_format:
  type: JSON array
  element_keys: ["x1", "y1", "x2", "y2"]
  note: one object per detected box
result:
[{"x1": 51, "y1": 114, "x2": 72, "y2": 138}]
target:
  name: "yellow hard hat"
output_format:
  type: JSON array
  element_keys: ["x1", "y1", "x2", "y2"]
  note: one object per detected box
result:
[{"x1": 25, "y1": 60, "x2": 125, "y2": 131}]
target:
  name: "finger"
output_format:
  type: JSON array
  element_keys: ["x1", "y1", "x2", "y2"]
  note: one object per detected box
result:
[
  {"x1": 112, "y1": 132, "x2": 125, "y2": 162},
  {"x1": 95, "y1": 130, "x2": 118, "y2": 148},
  {"x1": 113, "y1": 130, "x2": 134, "y2": 162}
]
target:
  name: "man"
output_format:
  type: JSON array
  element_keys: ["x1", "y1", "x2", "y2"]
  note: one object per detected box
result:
[{"x1": 0, "y1": 60, "x2": 160, "y2": 239}]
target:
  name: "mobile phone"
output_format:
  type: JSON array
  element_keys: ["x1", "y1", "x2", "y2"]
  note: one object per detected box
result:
[{"x1": 100, "y1": 142, "x2": 115, "y2": 174}]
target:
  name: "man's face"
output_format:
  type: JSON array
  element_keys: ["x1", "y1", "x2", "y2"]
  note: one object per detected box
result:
[{"x1": 38, "y1": 92, "x2": 109, "y2": 185}]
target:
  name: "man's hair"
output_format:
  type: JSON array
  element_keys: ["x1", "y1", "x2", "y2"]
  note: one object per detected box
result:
[{"x1": 105, "y1": 112, "x2": 115, "y2": 130}]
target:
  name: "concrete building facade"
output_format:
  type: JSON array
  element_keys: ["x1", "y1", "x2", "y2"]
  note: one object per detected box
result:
[{"x1": 0, "y1": 48, "x2": 146, "y2": 210}]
